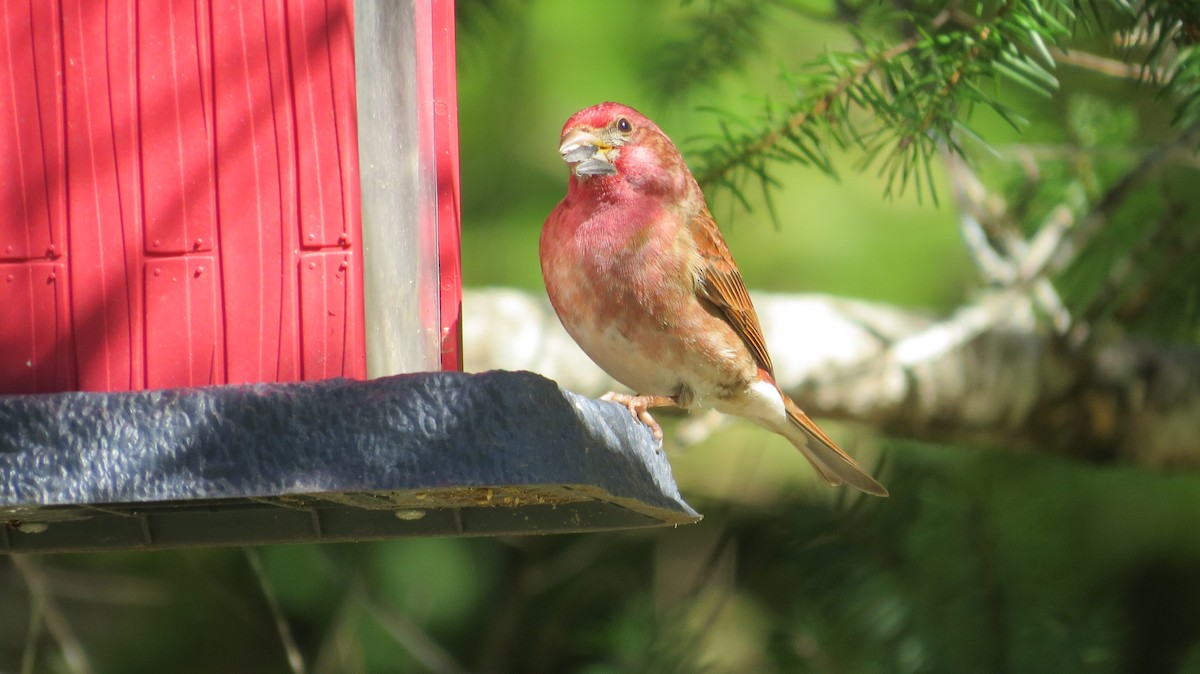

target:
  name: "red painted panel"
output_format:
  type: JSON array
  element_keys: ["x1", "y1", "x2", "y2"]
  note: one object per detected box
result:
[
  {"x1": 288, "y1": 0, "x2": 358, "y2": 250},
  {"x1": 1, "y1": 0, "x2": 373, "y2": 393},
  {"x1": 0, "y1": 0, "x2": 64, "y2": 262},
  {"x1": 432, "y1": 0, "x2": 463, "y2": 371},
  {"x1": 138, "y1": 0, "x2": 216, "y2": 255},
  {"x1": 213, "y1": 0, "x2": 299, "y2": 384},
  {"x1": 106, "y1": 0, "x2": 147, "y2": 384},
  {"x1": 63, "y1": 0, "x2": 141, "y2": 391},
  {"x1": 145, "y1": 257, "x2": 222, "y2": 388},
  {"x1": 0, "y1": 263, "x2": 72, "y2": 393},
  {"x1": 299, "y1": 251, "x2": 364, "y2": 380}
]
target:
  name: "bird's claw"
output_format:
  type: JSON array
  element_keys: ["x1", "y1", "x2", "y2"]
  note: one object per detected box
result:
[{"x1": 600, "y1": 392, "x2": 674, "y2": 448}]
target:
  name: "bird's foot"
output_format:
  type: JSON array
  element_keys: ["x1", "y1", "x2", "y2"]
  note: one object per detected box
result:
[{"x1": 600, "y1": 392, "x2": 676, "y2": 447}]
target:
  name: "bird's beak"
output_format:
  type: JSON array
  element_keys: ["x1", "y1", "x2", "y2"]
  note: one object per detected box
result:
[{"x1": 559, "y1": 128, "x2": 617, "y2": 176}]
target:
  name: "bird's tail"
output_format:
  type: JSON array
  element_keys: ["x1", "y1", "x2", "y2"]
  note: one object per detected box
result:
[{"x1": 778, "y1": 394, "x2": 888, "y2": 497}]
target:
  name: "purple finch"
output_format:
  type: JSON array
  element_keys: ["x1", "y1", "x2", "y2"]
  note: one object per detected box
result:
[{"x1": 540, "y1": 102, "x2": 887, "y2": 497}]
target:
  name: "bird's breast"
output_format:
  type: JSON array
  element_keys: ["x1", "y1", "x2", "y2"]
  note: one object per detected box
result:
[{"x1": 541, "y1": 200, "x2": 754, "y2": 402}]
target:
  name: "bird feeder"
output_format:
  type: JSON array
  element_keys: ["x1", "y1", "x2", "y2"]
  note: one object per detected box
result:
[{"x1": 0, "y1": 0, "x2": 697, "y2": 553}]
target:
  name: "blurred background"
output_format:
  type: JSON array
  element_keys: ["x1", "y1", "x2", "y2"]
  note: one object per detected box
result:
[{"x1": 5, "y1": 1, "x2": 1200, "y2": 672}]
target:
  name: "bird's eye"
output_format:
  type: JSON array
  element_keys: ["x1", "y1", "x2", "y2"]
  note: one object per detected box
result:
[{"x1": 616, "y1": 118, "x2": 632, "y2": 133}]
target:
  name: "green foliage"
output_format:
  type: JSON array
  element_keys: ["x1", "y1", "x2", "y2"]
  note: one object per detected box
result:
[
  {"x1": 649, "y1": 0, "x2": 766, "y2": 102},
  {"x1": 1135, "y1": 0, "x2": 1200, "y2": 125},
  {"x1": 678, "y1": 0, "x2": 1198, "y2": 208}
]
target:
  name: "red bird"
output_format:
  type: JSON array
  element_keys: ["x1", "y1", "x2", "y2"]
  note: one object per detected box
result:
[{"x1": 540, "y1": 102, "x2": 887, "y2": 497}]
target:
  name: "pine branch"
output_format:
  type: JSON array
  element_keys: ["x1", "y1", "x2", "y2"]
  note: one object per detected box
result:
[
  {"x1": 1054, "y1": 47, "x2": 1164, "y2": 80},
  {"x1": 693, "y1": 21, "x2": 942, "y2": 193},
  {"x1": 671, "y1": 0, "x2": 1200, "y2": 209},
  {"x1": 1109, "y1": 0, "x2": 1200, "y2": 124},
  {"x1": 689, "y1": 1, "x2": 1077, "y2": 204}
]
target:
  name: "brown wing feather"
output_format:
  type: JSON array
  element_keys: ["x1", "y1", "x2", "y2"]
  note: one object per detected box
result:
[{"x1": 688, "y1": 210, "x2": 775, "y2": 377}]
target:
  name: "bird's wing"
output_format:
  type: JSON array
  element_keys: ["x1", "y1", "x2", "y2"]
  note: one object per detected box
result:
[{"x1": 689, "y1": 210, "x2": 775, "y2": 377}]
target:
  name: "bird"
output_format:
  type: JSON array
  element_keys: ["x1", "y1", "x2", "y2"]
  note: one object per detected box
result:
[{"x1": 539, "y1": 102, "x2": 888, "y2": 497}]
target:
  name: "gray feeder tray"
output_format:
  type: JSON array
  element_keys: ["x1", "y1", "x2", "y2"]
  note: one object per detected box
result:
[{"x1": 0, "y1": 371, "x2": 700, "y2": 553}]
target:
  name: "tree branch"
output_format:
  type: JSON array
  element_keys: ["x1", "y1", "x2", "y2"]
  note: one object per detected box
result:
[
  {"x1": 11, "y1": 556, "x2": 93, "y2": 674},
  {"x1": 1053, "y1": 47, "x2": 1168, "y2": 81},
  {"x1": 464, "y1": 288, "x2": 1200, "y2": 469},
  {"x1": 693, "y1": 14, "x2": 946, "y2": 189}
]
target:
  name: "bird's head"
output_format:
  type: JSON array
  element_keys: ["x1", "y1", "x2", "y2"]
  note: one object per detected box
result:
[{"x1": 557, "y1": 102, "x2": 688, "y2": 196}]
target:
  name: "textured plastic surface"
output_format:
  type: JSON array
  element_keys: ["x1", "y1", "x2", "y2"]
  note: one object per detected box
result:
[
  {"x1": 0, "y1": 0, "x2": 367, "y2": 394},
  {"x1": 0, "y1": 371, "x2": 700, "y2": 552}
]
